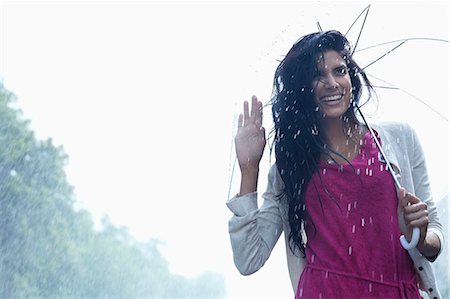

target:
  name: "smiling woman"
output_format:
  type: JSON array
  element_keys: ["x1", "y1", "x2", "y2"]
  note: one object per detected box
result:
[{"x1": 228, "y1": 30, "x2": 444, "y2": 299}]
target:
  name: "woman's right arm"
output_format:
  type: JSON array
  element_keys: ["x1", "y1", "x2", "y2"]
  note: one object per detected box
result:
[
  {"x1": 227, "y1": 165, "x2": 284, "y2": 275},
  {"x1": 227, "y1": 96, "x2": 284, "y2": 275}
]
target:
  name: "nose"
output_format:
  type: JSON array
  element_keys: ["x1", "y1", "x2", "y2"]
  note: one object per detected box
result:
[{"x1": 323, "y1": 74, "x2": 339, "y2": 89}]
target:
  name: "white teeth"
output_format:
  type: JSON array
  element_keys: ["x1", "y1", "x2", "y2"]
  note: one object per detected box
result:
[{"x1": 322, "y1": 94, "x2": 342, "y2": 102}]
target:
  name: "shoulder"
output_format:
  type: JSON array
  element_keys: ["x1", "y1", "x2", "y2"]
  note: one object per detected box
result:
[
  {"x1": 370, "y1": 121, "x2": 417, "y2": 145},
  {"x1": 370, "y1": 121, "x2": 414, "y2": 135}
]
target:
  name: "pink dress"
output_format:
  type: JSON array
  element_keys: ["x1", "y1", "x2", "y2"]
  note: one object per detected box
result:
[{"x1": 296, "y1": 132, "x2": 421, "y2": 299}]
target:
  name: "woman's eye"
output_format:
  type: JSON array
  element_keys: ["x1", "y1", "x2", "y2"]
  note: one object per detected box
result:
[{"x1": 336, "y1": 67, "x2": 348, "y2": 75}]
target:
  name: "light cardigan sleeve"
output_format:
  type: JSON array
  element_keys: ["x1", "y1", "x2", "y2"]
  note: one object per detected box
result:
[
  {"x1": 409, "y1": 124, "x2": 444, "y2": 261},
  {"x1": 227, "y1": 165, "x2": 284, "y2": 275}
]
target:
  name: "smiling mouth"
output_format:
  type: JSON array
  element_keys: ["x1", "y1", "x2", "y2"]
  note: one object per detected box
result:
[{"x1": 321, "y1": 94, "x2": 343, "y2": 102}]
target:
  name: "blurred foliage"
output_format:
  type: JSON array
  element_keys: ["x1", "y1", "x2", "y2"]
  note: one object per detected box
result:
[{"x1": 0, "y1": 83, "x2": 226, "y2": 298}]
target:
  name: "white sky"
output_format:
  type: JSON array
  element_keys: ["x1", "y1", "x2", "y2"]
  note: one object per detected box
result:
[{"x1": 1, "y1": 1, "x2": 449, "y2": 298}]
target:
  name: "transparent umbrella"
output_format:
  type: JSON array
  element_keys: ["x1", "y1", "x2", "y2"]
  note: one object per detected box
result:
[{"x1": 336, "y1": 4, "x2": 449, "y2": 250}]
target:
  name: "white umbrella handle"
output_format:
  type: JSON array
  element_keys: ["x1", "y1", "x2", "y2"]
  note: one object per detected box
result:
[{"x1": 400, "y1": 227, "x2": 420, "y2": 250}]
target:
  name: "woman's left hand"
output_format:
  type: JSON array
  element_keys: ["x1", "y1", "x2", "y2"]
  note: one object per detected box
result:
[{"x1": 397, "y1": 187, "x2": 428, "y2": 249}]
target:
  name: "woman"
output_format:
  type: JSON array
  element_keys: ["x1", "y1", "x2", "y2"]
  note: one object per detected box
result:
[{"x1": 227, "y1": 30, "x2": 443, "y2": 298}]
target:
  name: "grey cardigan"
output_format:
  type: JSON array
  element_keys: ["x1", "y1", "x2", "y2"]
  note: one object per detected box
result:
[{"x1": 227, "y1": 122, "x2": 444, "y2": 299}]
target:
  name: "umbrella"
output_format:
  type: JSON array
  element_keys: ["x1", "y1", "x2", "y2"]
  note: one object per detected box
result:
[{"x1": 310, "y1": 4, "x2": 448, "y2": 250}]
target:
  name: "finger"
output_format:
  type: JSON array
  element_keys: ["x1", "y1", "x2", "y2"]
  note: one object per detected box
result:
[
  {"x1": 404, "y1": 209, "x2": 428, "y2": 223},
  {"x1": 255, "y1": 101, "x2": 263, "y2": 127},
  {"x1": 408, "y1": 217, "x2": 429, "y2": 228},
  {"x1": 405, "y1": 192, "x2": 421, "y2": 204},
  {"x1": 404, "y1": 202, "x2": 427, "y2": 214},
  {"x1": 237, "y1": 113, "x2": 243, "y2": 129},
  {"x1": 250, "y1": 95, "x2": 258, "y2": 119},
  {"x1": 243, "y1": 101, "x2": 250, "y2": 125},
  {"x1": 397, "y1": 187, "x2": 408, "y2": 208}
]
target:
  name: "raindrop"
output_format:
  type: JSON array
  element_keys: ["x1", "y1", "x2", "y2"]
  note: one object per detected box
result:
[
  {"x1": 361, "y1": 218, "x2": 365, "y2": 227},
  {"x1": 396, "y1": 137, "x2": 400, "y2": 143},
  {"x1": 348, "y1": 246, "x2": 352, "y2": 255},
  {"x1": 24, "y1": 154, "x2": 31, "y2": 161},
  {"x1": 322, "y1": 169, "x2": 327, "y2": 175},
  {"x1": 319, "y1": 293, "x2": 322, "y2": 299},
  {"x1": 356, "y1": 168, "x2": 360, "y2": 175},
  {"x1": 353, "y1": 201, "x2": 357, "y2": 209},
  {"x1": 367, "y1": 158, "x2": 372, "y2": 166},
  {"x1": 369, "y1": 283, "x2": 373, "y2": 293},
  {"x1": 301, "y1": 87, "x2": 305, "y2": 92},
  {"x1": 275, "y1": 229, "x2": 278, "y2": 235},
  {"x1": 347, "y1": 203, "x2": 351, "y2": 211},
  {"x1": 380, "y1": 165, "x2": 384, "y2": 171},
  {"x1": 10, "y1": 169, "x2": 17, "y2": 177},
  {"x1": 390, "y1": 215, "x2": 394, "y2": 223},
  {"x1": 315, "y1": 106, "x2": 320, "y2": 112},
  {"x1": 352, "y1": 225, "x2": 356, "y2": 233},
  {"x1": 311, "y1": 125, "x2": 319, "y2": 135},
  {"x1": 299, "y1": 288, "x2": 303, "y2": 297},
  {"x1": 365, "y1": 168, "x2": 369, "y2": 175},
  {"x1": 311, "y1": 254, "x2": 315, "y2": 263},
  {"x1": 369, "y1": 169, "x2": 372, "y2": 176},
  {"x1": 380, "y1": 274, "x2": 384, "y2": 283},
  {"x1": 325, "y1": 270, "x2": 329, "y2": 279},
  {"x1": 369, "y1": 216, "x2": 373, "y2": 225}
]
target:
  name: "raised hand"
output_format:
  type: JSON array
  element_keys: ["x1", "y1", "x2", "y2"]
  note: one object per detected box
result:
[{"x1": 235, "y1": 96, "x2": 266, "y2": 172}]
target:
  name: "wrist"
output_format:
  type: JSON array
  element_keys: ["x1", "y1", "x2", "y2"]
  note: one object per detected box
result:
[
  {"x1": 239, "y1": 167, "x2": 259, "y2": 196},
  {"x1": 417, "y1": 232, "x2": 441, "y2": 261}
]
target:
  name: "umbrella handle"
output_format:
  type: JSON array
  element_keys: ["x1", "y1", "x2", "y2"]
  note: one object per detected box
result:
[{"x1": 400, "y1": 227, "x2": 420, "y2": 250}]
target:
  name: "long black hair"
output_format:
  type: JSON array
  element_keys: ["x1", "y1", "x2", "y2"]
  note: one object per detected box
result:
[{"x1": 270, "y1": 30, "x2": 373, "y2": 256}]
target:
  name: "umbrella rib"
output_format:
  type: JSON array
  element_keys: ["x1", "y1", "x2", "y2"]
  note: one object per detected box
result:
[
  {"x1": 317, "y1": 21, "x2": 323, "y2": 32},
  {"x1": 345, "y1": 5, "x2": 371, "y2": 37},
  {"x1": 362, "y1": 41, "x2": 406, "y2": 70},
  {"x1": 355, "y1": 37, "x2": 449, "y2": 53},
  {"x1": 350, "y1": 5, "x2": 371, "y2": 55},
  {"x1": 368, "y1": 74, "x2": 449, "y2": 123}
]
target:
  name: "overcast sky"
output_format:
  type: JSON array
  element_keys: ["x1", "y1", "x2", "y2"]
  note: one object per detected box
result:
[{"x1": 1, "y1": 1, "x2": 448, "y2": 297}]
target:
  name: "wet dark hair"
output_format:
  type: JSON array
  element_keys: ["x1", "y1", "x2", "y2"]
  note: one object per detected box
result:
[{"x1": 270, "y1": 30, "x2": 373, "y2": 256}]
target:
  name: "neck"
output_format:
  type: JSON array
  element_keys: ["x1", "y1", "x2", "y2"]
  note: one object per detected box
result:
[{"x1": 321, "y1": 117, "x2": 365, "y2": 162}]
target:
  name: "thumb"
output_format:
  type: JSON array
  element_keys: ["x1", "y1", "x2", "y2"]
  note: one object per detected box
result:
[{"x1": 397, "y1": 187, "x2": 408, "y2": 208}]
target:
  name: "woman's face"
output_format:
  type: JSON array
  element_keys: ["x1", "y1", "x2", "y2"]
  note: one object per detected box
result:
[{"x1": 312, "y1": 50, "x2": 352, "y2": 120}]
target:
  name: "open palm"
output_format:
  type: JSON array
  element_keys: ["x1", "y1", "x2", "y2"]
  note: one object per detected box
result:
[{"x1": 235, "y1": 96, "x2": 266, "y2": 170}]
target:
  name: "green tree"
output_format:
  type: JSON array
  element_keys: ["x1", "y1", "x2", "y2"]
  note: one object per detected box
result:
[{"x1": 0, "y1": 83, "x2": 226, "y2": 298}]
